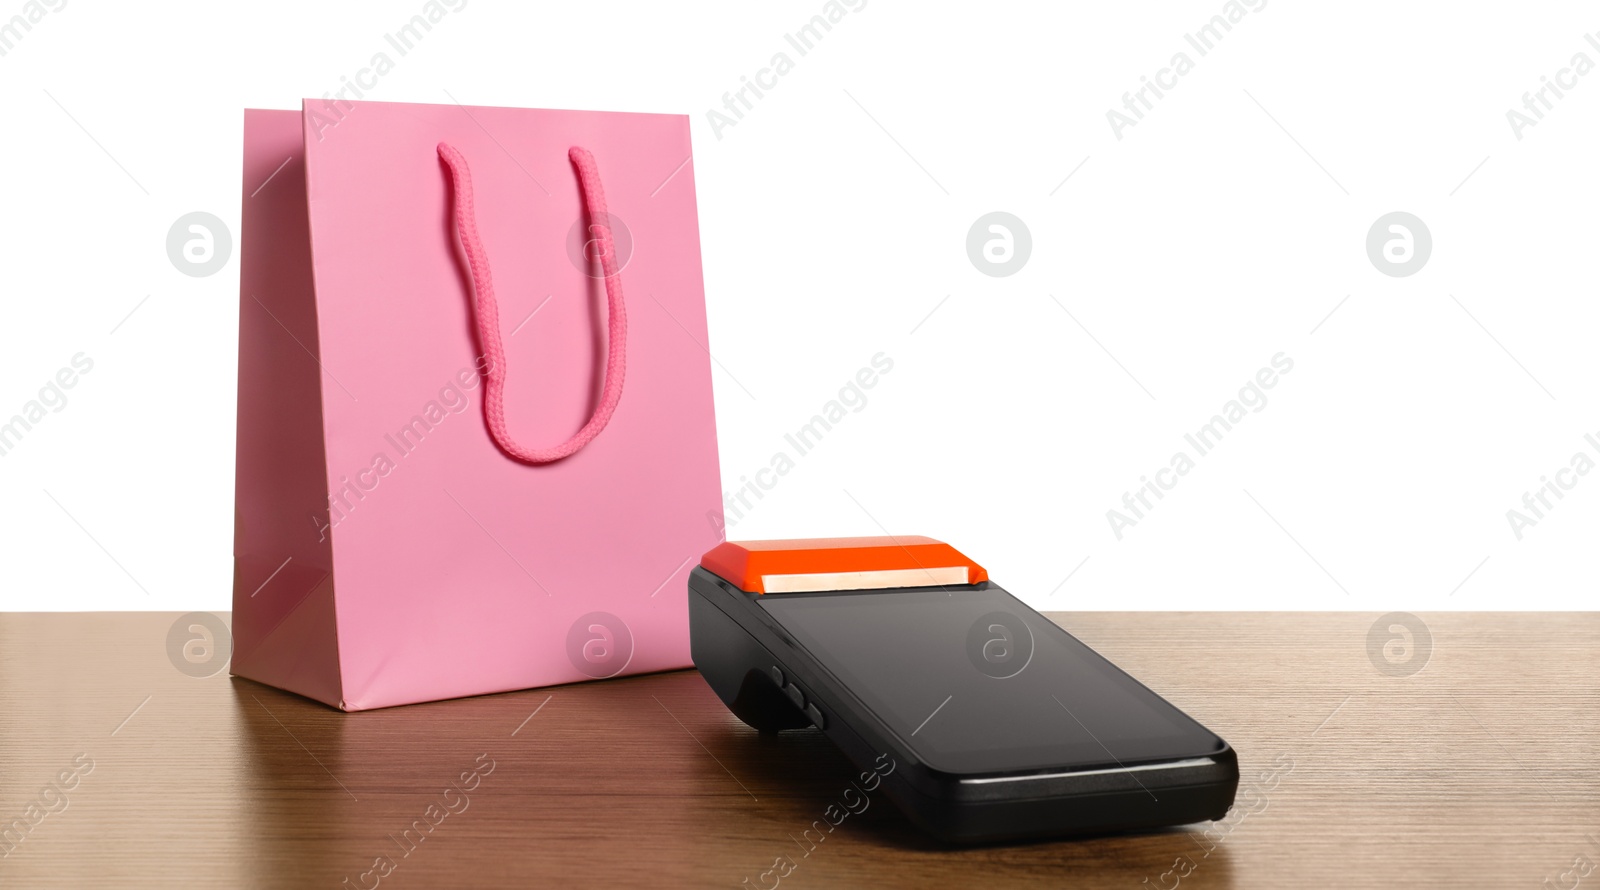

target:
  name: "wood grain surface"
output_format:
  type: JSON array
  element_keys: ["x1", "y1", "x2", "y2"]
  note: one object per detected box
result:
[{"x1": 0, "y1": 612, "x2": 1594, "y2": 888}]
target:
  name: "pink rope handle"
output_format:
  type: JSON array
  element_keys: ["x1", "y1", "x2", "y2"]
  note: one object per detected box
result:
[{"x1": 437, "y1": 142, "x2": 628, "y2": 464}]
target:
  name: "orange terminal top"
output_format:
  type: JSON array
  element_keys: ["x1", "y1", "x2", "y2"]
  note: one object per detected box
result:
[{"x1": 700, "y1": 536, "x2": 988, "y2": 594}]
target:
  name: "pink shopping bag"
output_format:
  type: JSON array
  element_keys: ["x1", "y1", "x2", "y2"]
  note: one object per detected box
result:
[{"x1": 231, "y1": 99, "x2": 722, "y2": 710}]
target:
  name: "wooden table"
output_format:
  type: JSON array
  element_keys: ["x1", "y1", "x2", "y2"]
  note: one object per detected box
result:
[{"x1": 0, "y1": 612, "x2": 1594, "y2": 888}]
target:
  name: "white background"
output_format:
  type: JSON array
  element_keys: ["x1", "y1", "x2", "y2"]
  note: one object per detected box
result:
[{"x1": 1, "y1": 1, "x2": 1595, "y2": 611}]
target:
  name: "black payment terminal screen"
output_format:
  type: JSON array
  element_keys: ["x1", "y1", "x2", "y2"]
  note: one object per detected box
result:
[{"x1": 759, "y1": 586, "x2": 1227, "y2": 775}]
